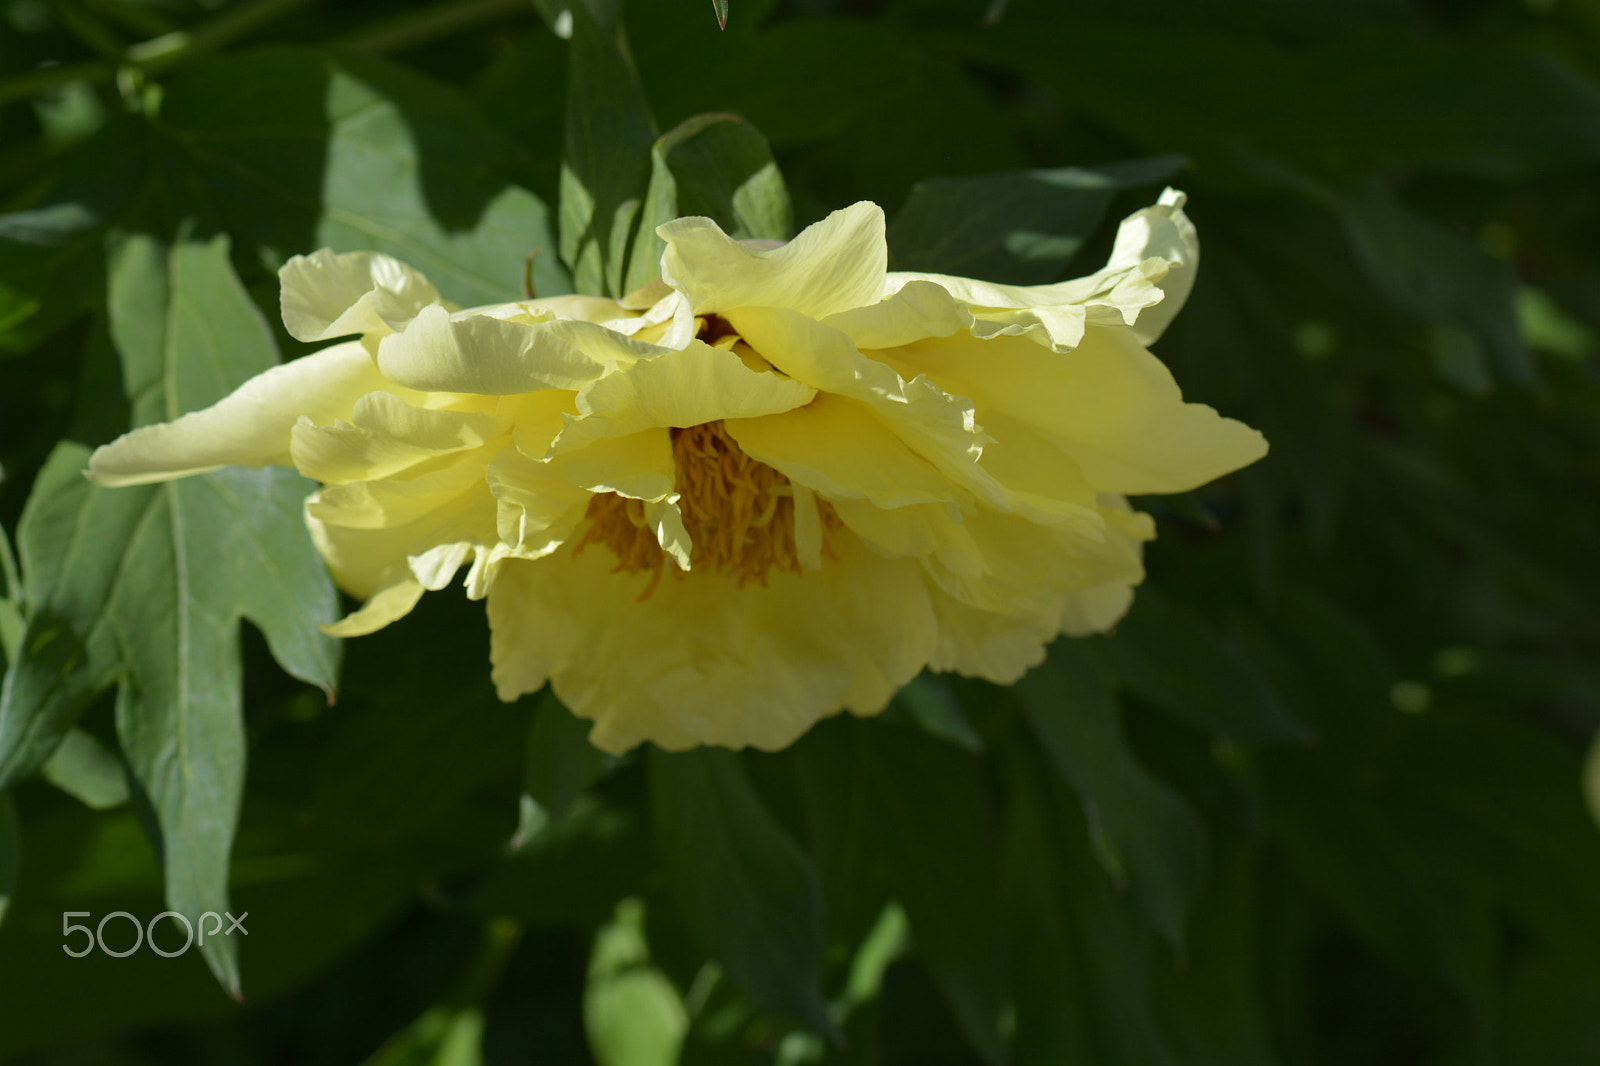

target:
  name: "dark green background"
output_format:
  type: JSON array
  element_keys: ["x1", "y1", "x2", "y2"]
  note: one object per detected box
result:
[{"x1": 2, "y1": 0, "x2": 1599, "y2": 1063}]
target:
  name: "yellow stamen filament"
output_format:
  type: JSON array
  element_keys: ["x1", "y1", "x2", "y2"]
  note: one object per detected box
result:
[{"x1": 573, "y1": 420, "x2": 837, "y2": 593}]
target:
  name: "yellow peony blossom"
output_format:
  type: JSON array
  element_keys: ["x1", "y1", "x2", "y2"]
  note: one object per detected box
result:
[{"x1": 88, "y1": 190, "x2": 1266, "y2": 753}]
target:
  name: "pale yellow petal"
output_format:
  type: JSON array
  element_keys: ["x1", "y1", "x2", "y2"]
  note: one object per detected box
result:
[
  {"x1": 925, "y1": 592, "x2": 1057, "y2": 683},
  {"x1": 889, "y1": 327, "x2": 1267, "y2": 495},
  {"x1": 322, "y1": 579, "x2": 427, "y2": 638},
  {"x1": 1057, "y1": 580, "x2": 1137, "y2": 637},
  {"x1": 486, "y1": 533, "x2": 936, "y2": 753},
  {"x1": 376, "y1": 304, "x2": 657, "y2": 396},
  {"x1": 553, "y1": 341, "x2": 815, "y2": 452},
  {"x1": 725, "y1": 306, "x2": 1006, "y2": 509},
  {"x1": 821, "y1": 279, "x2": 972, "y2": 350},
  {"x1": 87, "y1": 341, "x2": 387, "y2": 487},
  {"x1": 555, "y1": 429, "x2": 676, "y2": 501},
  {"x1": 289, "y1": 392, "x2": 499, "y2": 484},
  {"x1": 279, "y1": 249, "x2": 440, "y2": 342},
  {"x1": 726, "y1": 394, "x2": 964, "y2": 510},
  {"x1": 306, "y1": 445, "x2": 502, "y2": 531},
  {"x1": 485, "y1": 446, "x2": 591, "y2": 555},
  {"x1": 883, "y1": 188, "x2": 1198, "y2": 350},
  {"x1": 659, "y1": 203, "x2": 887, "y2": 319}
]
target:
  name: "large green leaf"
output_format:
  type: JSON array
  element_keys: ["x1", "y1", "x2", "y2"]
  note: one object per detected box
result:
[
  {"x1": 1014, "y1": 641, "x2": 1207, "y2": 947},
  {"x1": 861, "y1": 722, "x2": 1009, "y2": 1064},
  {"x1": 625, "y1": 112, "x2": 791, "y2": 293},
  {"x1": 0, "y1": 116, "x2": 145, "y2": 355},
  {"x1": 1098, "y1": 590, "x2": 1308, "y2": 744},
  {"x1": 159, "y1": 47, "x2": 570, "y2": 307},
  {"x1": 40, "y1": 727, "x2": 129, "y2": 810},
  {"x1": 558, "y1": 2, "x2": 657, "y2": 296},
  {"x1": 888, "y1": 155, "x2": 1186, "y2": 284},
  {"x1": 0, "y1": 233, "x2": 340, "y2": 995},
  {"x1": 648, "y1": 747, "x2": 833, "y2": 1035}
]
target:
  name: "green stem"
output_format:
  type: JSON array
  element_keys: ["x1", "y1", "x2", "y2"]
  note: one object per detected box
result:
[
  {"x1": 330, "y1": 0, "x2": 533, "y2": 54},
  {"x1": 0, "y1": 61, "x2": 113, "y2": 107}
]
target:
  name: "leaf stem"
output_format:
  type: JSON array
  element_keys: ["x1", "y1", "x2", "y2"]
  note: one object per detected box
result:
[{"x1": 329, "y1": 0, "x2": 535, "y2": 54}]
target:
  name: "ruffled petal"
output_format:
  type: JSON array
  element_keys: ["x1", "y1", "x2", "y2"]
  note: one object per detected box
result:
[
  {"x1": 659, "y1": 202, "x2": 887, "y2": 320},
  {"x1": 280, "y1": 249, "x2": 441, "y2": 342},
  {"x1": 726, "y1": 306, "x2": 1006, "y2": 510},
  {"x1": 487, "y1": 532, "x2": 936, "y2": 753},
  {"x1": 887, "y1": 326, "x2": 1267, "y2": 495},
  {"x1": 727, "y1": 394, "x2": 965, "y2": 510},
  {"x1": 376, "y1": 304, "x2": 659, "y2": 396},
  {"x1": 883, "y1": 188, "x2": 1198, "y2": 351},
  {"x1": 822, "y1": 279, "x2": 973, "y2": 350},
  {"x1": 553, "y1": 341, "x2": 816, "y2": 452},
  {"x1": 87, "y1": 341, "x2": 388, "y2": 487},
  {"x1": 289, "y1": 392, "x2": 500, "y2": 484}
]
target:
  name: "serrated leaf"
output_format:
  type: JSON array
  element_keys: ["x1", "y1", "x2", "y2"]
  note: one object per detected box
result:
[
  {"x1": 0, "y1": 792, "x2": 16, "y2": 931},
  {"x1": 1100, "y1": 590, "x2": 1309, "y2": 743},
  {"x1": 649, "y1": 747, "x2": 834, "y2": 1036},
  {"x1": 41, "y1": 728, "x2": 128, "y2": 810},
  {"x1": 888, "y1": 155, "x2": 1186, "y2": 284},
  {"x1": 625, "y1": 112, "x2": 791, "y2": 292},
  {"x1": 159, "y1": 48, "x2": 570, "y2": 307},
  {"x1": 0, "y1": 234, "x2": 340, "y2": 995},
  {"x1": 559, "y1": 4, "x2": 657, "y2": 296},
  {"x1": 1015, "y1": 641, "x2": 1206, "y2": 947},
  {"x1": 861, "y1": 723, "x2": 1009, "y2": 1064}
]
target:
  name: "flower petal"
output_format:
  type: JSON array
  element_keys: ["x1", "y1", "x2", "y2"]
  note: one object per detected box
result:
[
  {"x1": 289, "y1": 392, "x2": 500, "y2": 484},
  {"x1": 376, "y1": 304, "x2": 657, "y2": 396},
  {"x1": 821, "y1": 279, "x2": 973, "y2": 350},
  {"x1": 888, "y1": 326, "x2": 1267, "y2": 495},
  {"x1": 883, "y1": 188, "x2": 1198, "y2": 350},
  {"x1": 553, "y1": 340, "x2": 816, "y2": 452},
  {"x1": 659, "y1": 202, "x2": 887, "y2": 320},
  {"x1": 280, "y1": 249, "x2": 440, "y2": 342},
  {"x1": 726, "y1": 306, "x2": 1007, "y2": 510},
  {"x1": 727, "y1": 394, "x2": 965, "y2": 510},
  {"x1": 487, "y1": 532, "x2": 936, "y2": 753},
  {"x1": 87, "y1": 341, "x2": 388, "y2": 487}
]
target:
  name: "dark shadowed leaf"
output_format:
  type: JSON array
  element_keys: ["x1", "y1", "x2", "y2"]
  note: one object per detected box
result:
[
  {"x1": 649, "y1": 747, "x2": 834, "y2": 1035},
  {"x1": 626, "y1": 112, "x2": 790, "y2": 292},
  {"x1": 1100, "y1": 590, "x2": 1309, "y2": 743},
  {"x1": 888, "y1": 155, "x2": 1186, "y2": 284},
  {"x1": 559, "y1": 4, "x2": 657, "y2": 295},
  {"x1": 862, "y1": 722, "x2": 1009, "y2": 1064},
  {"x1": 1015, "y1": 641, "x2": 1206, "y2": 946},
  {"x1": 0, "y1": 792, "x2": 16, "y2": 931}
]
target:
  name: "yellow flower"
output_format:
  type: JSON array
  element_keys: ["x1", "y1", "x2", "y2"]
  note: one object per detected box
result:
[{"x1": 88, "y1": 190, "x2": 1266, "y2": 753}]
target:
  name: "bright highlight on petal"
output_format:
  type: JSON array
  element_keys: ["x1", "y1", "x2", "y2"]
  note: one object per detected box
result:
[{"x1": 84, "y1": 189, "x2": 1266, "y2": 754}]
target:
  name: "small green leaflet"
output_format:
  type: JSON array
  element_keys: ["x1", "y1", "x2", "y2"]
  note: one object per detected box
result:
[
  {"x1": 625, "y1": 112, "x2": 791, "y2": 294},
  {"x1": 0, "y1": 233, "x2": 340, "y2": 996}
]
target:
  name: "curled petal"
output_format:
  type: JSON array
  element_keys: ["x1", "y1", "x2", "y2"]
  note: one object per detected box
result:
[
  {"x1": 88, "y1": 342, "x2": 389, "y2": 487},
  {"x1": 659, "y1": 202, "x2": 887, "y2": 319},
  {"x1": 280, "y1": 249, "x2": 441, "y2": 342},
  {"x1": 376, "y1": 304, "x2": 659, "y2": 395}
]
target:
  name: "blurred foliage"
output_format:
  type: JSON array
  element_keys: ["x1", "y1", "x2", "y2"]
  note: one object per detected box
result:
[{"x1": 2, "y1": 0, "x2": 1600, "y2": 1063}]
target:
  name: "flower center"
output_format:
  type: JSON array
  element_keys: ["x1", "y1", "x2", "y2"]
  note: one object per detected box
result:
[{"x1": 573, "y1": 421, "x2": 835, "y2": 591}]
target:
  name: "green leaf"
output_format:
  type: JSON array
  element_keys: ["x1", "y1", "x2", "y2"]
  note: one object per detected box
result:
[
  {"x1": 559, "y1": 3, "x2": 658, "y2": 295},
  {"x1": 1100, "y1": 590, "x2": 1309, "y2": 743},
  {"x1": 893, "y1": 672, "x2": 983, "y2": 753},
  {"x1": 625, "y1": 112, "x2": 791, "y2": 293},
  {"x1": 40, "y1": 728, "x2": 128, "y2": 810},
  {"x1": 160, "y1": 48, "x2": 570, "y2": 307},
  {"x1": 888, "y1": 155, "x2": 1187, "y2": 284},
  {"x1": 584, "y1": 898, "x2": 689, "y2": 1066},
  {"x1": 649, "y1": 747, "x2": 834, "y2": 1036},
  {"x1": 1014, "y1": 641, "x2": 1206, "y2": 947},
  {"x1": 1331, "y1": 181, "x2": 1537, "y2": 390},
  {"x1": 861, "y1": 723, "x2": 1009, "y2": 1064},
  {"x1": 0, "y1": 792, "x2": 16, "y2": 931},
  {"x1": 0, "y1": 116, "x2": 145, "y2": 355},
  {"x1": 516, "y1": 689, "x2": 618, "y2": 847},
  {"x1": 0, "y1": 233, "x2": 340, "y2": 996}
]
